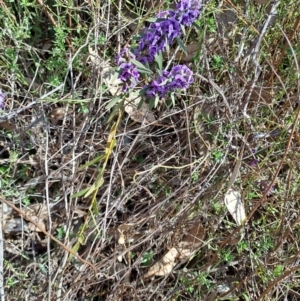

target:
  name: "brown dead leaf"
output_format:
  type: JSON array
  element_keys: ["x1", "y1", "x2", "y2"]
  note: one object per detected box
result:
[
  {"x1": 247, "y1": 85, "x2": 273, "y2": 104},
  {"x1": 178, "y1": 223, "x2": 205, "y2": 260},
  {"x1": 144, "y1": 247, "x2": 179, "y2": 278},
  {"x1": 117, "y1": 224, "x2": 131, "y2": 245},
  {"x1": 124, "y1": 97, "x2": 156, "y2": 124},
  {"x1": 23, "y1": 204, "x2": 49, "y2": 232},
  {"x1": 144, "y1": 223, "x2": 205, "y2": 278},
  {"x1": 0, "y1": 121, "x2": 15, "y2": 131},
  {"x1": 117, "y1": 223, "x2": 145, "y2": 245},
  {"x1": 174, "y1": 43, "x2": 199, "y2": 62},
  {"x1": 0, "y1": 203, "x2": 13, "y2": 220},
  {"x1": 28, "y1": 216, "x2": 46, "y2": 232},
  {"x1": 49, "y1": 107, "x2": 67, "y2": 123},
  {"x1": 4, "y1": 218, "x2": 28, "y2": 234}
]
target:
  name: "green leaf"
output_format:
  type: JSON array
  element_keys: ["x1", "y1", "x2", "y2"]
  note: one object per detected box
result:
[
  {"x1": 180, "y1": 24, "x2": 186, "y2": 36},
  {"x1": 107, "y1": 101, "x2": 124, "y2": 123},
  {"x1": 84, "y1": 176, "x2": 104, "y2": 197},
  {"x1": 146, "y1": 17, "x2": 159, "y2": 23},
  {"x1": 71, "y1": 187, "x2": 90, "y2": 198},
  {"x1": 176, "y1": 37, "x2": 187, "y2": 56},
  {"x1": 154, "y1": 51, "x2": 163, "y2": 72},
  {"x1": 137, "y1": 97, "x2": 145, "y2": 109},
  {"x1": 148, "y1": 98, "x2": 155, "y2": 110},
  {"x1": 79, "y1": 153, "x2": 106, "y2": 170},
  {"x1": 131, "y1": 59, "x2": 153, "y2": 74},
  {"x1": 165, "y1": 40, "x2": 170, "y2": 56},
  {"x1": 106, "y1": 96, "x2": 122, "y2": 110}
]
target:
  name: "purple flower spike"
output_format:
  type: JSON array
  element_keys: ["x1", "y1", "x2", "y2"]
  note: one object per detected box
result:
[
  {"x1": 0, "y1": 90, "x2": 5, "y2": 109},
  {"x1": 169, "y1": 65, "x2": 194, "y2": 89},
  {"x1": 134, "y1": 16, "x2": 182, "y2": 64},
  {"x1": 116, "y1": 47, "x2": 134, "y2": 65},
  {"x1": 145, "y1": 70, "x2": 170, "y2": 98},
  {"x1": 176, "y1": 0, "x2": 202, "y2": 26},
  {"x1": 118, "y1": 62, "x2": 140, "y2": 92},
  {"x1": 116, "y1": 48, "x2": 141, "y2": 92},
  {"x1": 115, "y1": 0, "x2": 201, "y2": 94},
  {"x1": 145, "y1": 65, "x2": 193, "y2": 99}
]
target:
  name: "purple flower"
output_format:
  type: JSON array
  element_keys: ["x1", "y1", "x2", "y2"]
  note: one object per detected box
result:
[
  {"x1": 0, "y1": 90, "x2": 5, "y2": 109},
  {"x1": 145, "y1": 70, "x2": 170, "y2": 98},
  {"x1": 116, "y1": 48, "x2": 140, "y2": 91},
  {"x1": 135, "y1": 17, "x2": 181, "y2": 64},
  {"x1": 116, "y1": 47, "x2": 134, "y2": 65},
  {"x1": 176, "y1": 0, "x2": 202, "y2": 26},
  {"x1": 145, "y1": 65, "x2": 193, "y2": 98},
  {"x1": 169, "y1": 65, "x2": 194, "y2": 89},
  {"x1": 118, "y1": 62, "x2": 140, "y2": 92},
  {"x1": 115, "y1": 0, "x2": 201, "y2": 93}
]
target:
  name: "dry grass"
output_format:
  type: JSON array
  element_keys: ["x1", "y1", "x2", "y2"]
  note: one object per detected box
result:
[{"x1": 1, "y1": 0, "x2": 300, "y2": 300}]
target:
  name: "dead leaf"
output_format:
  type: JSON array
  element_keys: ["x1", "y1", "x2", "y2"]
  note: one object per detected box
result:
[
  {"x1": 124, "y1": 95, "x2": 156, "y2": 124},
  {"x1": 0, "y1": 203, "x2": 13, "y2": 220},
  {"x1": 117, "y1": 224, "x2": 130, "y2": 245},
  {"x1": 49, "y1": 107, "x2": 67, "y2": 123},
  {"x1": 224, "y1": 189, "x2": 246, "y2": 225},
  {"x1": 117, "y1": 223, "x2": 145, "y2": 245},
  {"x1": 4, "y1": 218, "x2": 28, "y2": 234},
  {"x1": 144, "y1": 224, "x2": 205, "y2": 278},
  {"x1": 144, "y1": 247, "x2": 178, "y2": 278},
  {"x1": 23, "y1": 204, "x2": 49, "y2": 232},
  {"x1": 0, "y1": 121, "x2": 15, "y2": 131},
  {"x1": 246, "y1": 85, "x2": 273, "y2": 104},
  {"x1": 174, "y1": 43, "x2": 199, "y2": 62},
  {"x1": 178, "y1": 223, "x2": 205, "y2": 260},
  {"x1": 27, "y1": 216, "x2": 46, "y2": 232}
]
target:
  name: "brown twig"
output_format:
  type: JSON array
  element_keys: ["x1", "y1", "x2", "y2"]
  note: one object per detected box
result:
[{"x1": 35, "y1": 0, "x2": 74, "y2": 51}]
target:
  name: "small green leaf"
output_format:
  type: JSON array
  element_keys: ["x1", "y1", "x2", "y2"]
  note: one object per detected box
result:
[
  {"x1": 131, "y1": 59, "x2": 153, "y2": 74},
  {"x1": 180, "y1": 24, "x2": 186, "y2": 36},
  {"x1": 137, "y1": 97, "x2": 145, "y2": 109},
  {"x1": 78, "y1": 233, "x2": 85, "y2": 244},
  {"x1": 146, "y1": 17, "x2": 159, "y2": 23},
  {"x1": 154, "y1": 51, "x2": 163, "y2": 71},
  {"x1": 106, "y1": 96, "x2": 122, "y2": 110},
  {"x1": 149, "y1": 98, "x2": 155, "y2": 110},
  {"x1": 107, "y1": 101, "x2": 124, "y2": 123},
  {"x1": 79, "y1": 153, "x2": 106, "y2": 170},
  {"x1": 165, "y1": 40, "x2": 170, "y2": 56},
  {"x1": 84, "y1": 176, "x2": 104, "y2": 197},
  {"x1": 176, "y1": 37, "x2": 187, "y2": 56},
  {"x1": 71, "y1": 187, "x2": 90, "y2": 198}
]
